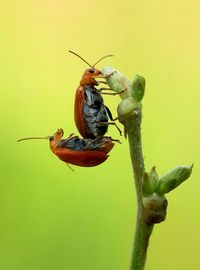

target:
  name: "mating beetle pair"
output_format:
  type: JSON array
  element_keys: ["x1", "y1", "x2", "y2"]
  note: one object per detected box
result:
[{"x1": 18, "y1": 51, "x2": 121, "y2": 168}]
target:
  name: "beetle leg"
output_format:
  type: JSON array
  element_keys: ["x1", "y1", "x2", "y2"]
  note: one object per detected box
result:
[
  {"x1": 67, "y1": 133, "x2": 75, "y2": 139},
  {"x1": 66, "y1": 163, "x2": 75, "y2": 172},
  {"x1": 101, "y1": 92, "x2": 121, "y2": 95},
  {"x1": 98, "y1": 87, "x2": 113, "y2": 91},
  {"x1": 104, "y1": 71, "x2": 115, "y2": 78},
  {"x1": 97, "y1": 122, "x2": 122, "y2": 136},
  {"x1": 82, "y1": 137, "x2": 101, "y2": 150},
  {"x1": 96, "y1": 80, "x2": 108, "y2": 85},
  {"x1": 104, "y1": 106, "x2": 122, "y2": 134},
  {"x1": 97, "y1": 71, "x2": 115, "y2": 78},
  {"x1": 92, "y1": 75, "x2": 107, "y2": 79},
  {"x1": 112, "y1": 116, "x2": 119, "y2": 121},
  {"x1": 103, "y1": 136, "x2": 122, "y2": 144},
  {"x1": 104, "y1": 106, "x2": 119, "y2": 122},
  {"x1": 98, "y1": 88, "x2": 126, "y2": 95},
  {"x1": 63, "y1": 133, "x2": 78, "y2": 143}
]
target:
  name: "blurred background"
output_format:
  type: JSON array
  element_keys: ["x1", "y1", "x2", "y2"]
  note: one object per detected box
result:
[{"x1": 1, "y1": 0, "x2": 199, "y2": 269}]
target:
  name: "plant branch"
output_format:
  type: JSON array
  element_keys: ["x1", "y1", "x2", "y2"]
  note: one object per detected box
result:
[
  {"x1": 102, "y1": 67, "x2": 193, "y2": 270},
  {"x1": 125, "y1": 108, "x2": 154, "y2": 270}
]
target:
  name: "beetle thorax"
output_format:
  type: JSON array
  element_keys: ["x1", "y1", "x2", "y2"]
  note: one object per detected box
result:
[{"x1": 49, "y1": 128, "x2": 64, "y2": 149}]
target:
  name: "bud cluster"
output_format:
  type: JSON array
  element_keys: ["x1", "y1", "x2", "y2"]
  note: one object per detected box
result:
[
  {"x1": 141, "y1": 165, "x2": 193, "y2": 224},
  {"x1": 143, "y1": 165, "x2": 193, "y2": 196},
  {"x1": 102, "y1": 67, "x2": 145, "y2": 120},
  {"x1": 102, "y1": 66, "x2": 193, "y2": 225}
]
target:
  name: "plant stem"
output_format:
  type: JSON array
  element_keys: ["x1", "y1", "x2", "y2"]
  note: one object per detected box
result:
[
  {"x1": 125, "y1": 108, "x2": 154, "y2": 270},
  {"x1": 130, "y1": 218, "x2": 153, "y2": 270}
]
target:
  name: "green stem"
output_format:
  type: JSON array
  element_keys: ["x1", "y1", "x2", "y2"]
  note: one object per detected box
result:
[
  {"x1": 125, "y1": 109, "x2": 154, "y2": 270},
  {"x1": 130, "y1": 218, "x2": 153, "y2": 270}
]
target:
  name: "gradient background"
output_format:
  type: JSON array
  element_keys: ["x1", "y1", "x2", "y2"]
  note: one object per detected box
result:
[{"x1": 1, "y1": 1, "x2": 199, "y2": 269}]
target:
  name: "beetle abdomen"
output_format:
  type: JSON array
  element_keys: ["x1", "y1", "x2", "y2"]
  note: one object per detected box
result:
[{"x1": 83, "y1": 85, "x2": 108, "y2": 138}]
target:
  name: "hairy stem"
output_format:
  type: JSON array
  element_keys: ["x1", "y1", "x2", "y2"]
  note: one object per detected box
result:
[{"x1": 125, "y1": 109, "x2": 154, "y2": 270}]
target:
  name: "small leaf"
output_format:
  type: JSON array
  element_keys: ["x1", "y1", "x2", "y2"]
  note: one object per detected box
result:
[
  {"x1": 131, "y1": 74, "x2": 145, "y2": 102},
  {"x1": 156, "y1": 164, "x2": 193, "y2": 195},
  {"x1": 142, "y1": 167, "x2": 159, "y2": 196}
]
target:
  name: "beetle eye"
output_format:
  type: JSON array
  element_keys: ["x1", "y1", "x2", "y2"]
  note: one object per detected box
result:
[
  {"x1": 49, "y1": 136, "x2": 54, "y2": 141},
  {"x1": 89, "y1": 68, "x2": 94, "y2": 73}
]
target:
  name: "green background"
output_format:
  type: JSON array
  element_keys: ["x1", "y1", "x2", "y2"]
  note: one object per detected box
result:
[{"x1": 1, "y1": 1, "x2": 199, "y2": 269}]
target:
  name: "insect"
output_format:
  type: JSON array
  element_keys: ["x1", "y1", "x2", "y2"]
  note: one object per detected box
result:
[
  {"x1": 69, "y1": 50, "x2": 122, "y2": 139},
  {"x1": 17, "y1": 128, "x2": 115, "y2": 167}
]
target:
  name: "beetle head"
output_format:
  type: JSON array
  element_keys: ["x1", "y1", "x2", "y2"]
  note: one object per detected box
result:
[
  {"x1": 80, "y1": 67, "x2": 102, "y2": 86},
  {"x1": 69, "y1": 50, "x2": 113, "y2": 86}
]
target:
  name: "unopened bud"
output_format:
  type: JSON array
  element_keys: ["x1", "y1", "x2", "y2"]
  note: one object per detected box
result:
[
  {"x1": 142, "y1": 193, "x2": 168, "y2": 224},
  {"x1": 131, "y1": 74, "x2": 145, "y2": 102},
  {"x1": 101, "y1": 66, "x2": 131, "y2": 99},
  {"x1": 156, "y1": 164, "x2": 193, "y2": 195},
  {"x1": 142, "y1": 167, "x2": 159, "y2": 196},
  {"x1": 117, "y1": 97, "x2": 141, "y2": 118}
]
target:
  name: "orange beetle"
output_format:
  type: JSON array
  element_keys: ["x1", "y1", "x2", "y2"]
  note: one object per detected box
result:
[
  {"x1": 69, "y1": 50, "x2": 121, "y2": 139},
  {"x1": 18, "y1": 128, "x2": 114, "y2": 167}
]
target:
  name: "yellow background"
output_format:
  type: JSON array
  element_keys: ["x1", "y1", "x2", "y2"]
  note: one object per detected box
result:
[{"x1": 1, "y1": 1, "x2": 199, "y2": 269}]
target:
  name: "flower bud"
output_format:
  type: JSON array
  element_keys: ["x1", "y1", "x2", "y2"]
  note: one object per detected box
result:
[
  {"x1": 142, "y1": 167, "x2": 159, "y2": 196},
  {"x1": 131, "y1": 75, "x2": 145, "y2": 102},
  {"x1": 101, "y1": 66, "x2": 131, "y2": 99},
  {"x1": 117, "y1": 97, "x2": 141, "y2": 118},
  {"x1": 142, "y1": 193, "x2": 168, "y2": 224},
  {"x1": 156, "y1": 164, "x2": 193, "y2": 195}
]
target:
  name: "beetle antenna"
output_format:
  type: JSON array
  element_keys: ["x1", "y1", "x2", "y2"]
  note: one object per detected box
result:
[
  {"x1": 92, "y1": 54, "x2": 114, "y2": 67},
  {"x1": 17, "y1": 136, "x2": 49, "y2": 142},
  {"x1": 68, "y1": 50, "x2": 92, "y2": 67}
]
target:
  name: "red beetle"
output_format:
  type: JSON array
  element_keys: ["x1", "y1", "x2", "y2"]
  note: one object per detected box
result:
[
  {"x1": 17, "y1": 128, "x2": 114, "y2": 167},
  {"x1": 69, "y1": 50, "x2": 121, "y2": 139}
]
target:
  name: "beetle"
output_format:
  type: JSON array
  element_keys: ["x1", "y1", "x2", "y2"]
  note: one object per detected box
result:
[
  {"x1": 17, "y1": 128, "x2": 114, "y2": 167},
  {"x1": 69, "y1": 50, "x2": 122, "y2": 139}
]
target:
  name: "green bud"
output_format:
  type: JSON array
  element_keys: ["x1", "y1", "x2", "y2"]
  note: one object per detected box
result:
[
  {"x1": 131, "y1": 74, "x2": 145, "y2": 102},
  {"x1": 101, "y1": 66, "x2": 131, "y2": 99},
  {"x1": 142, "y1": 193, "x2": 168, "y2": 224},
  {"x1": 156, "y1": 164, "x2": 193, "y2": 195},
  {"x1": 117, "y1": 97, "x2": 141, "y2": 118},
  {"x1": 142, "y1": 167, "x2": 159, "y2": 196}
]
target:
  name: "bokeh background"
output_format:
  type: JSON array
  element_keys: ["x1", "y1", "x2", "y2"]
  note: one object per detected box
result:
[{"x1": 1, "y1": 1, "x2": 199, "y2": 269}]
